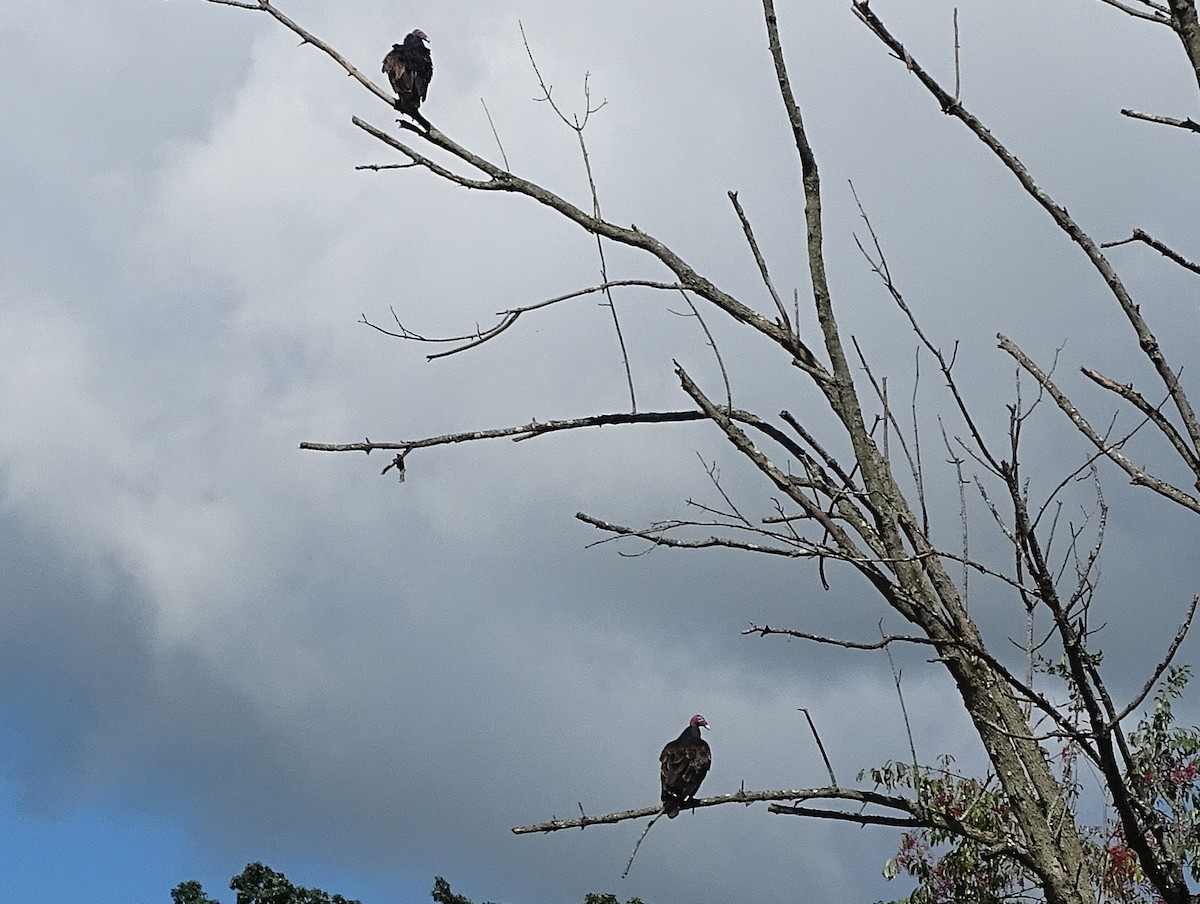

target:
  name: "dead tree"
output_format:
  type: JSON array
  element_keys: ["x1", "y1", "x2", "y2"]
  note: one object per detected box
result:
[{"x1": 204, "y1": 2, "x2": 1200, "y2": 902}]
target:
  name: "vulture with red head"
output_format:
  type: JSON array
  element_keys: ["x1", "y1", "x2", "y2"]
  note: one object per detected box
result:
[
  {"x1": 383, "y1": 29, "x2": 433, "y2": 128},
  {"x1": 660, "y1": 714, "x2": 711, "y2": 818}
]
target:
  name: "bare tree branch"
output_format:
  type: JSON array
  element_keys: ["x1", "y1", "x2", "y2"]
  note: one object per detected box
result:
[
  {"x1": 513, "y1": 788, "x2": 806, "y2": 833},
  {"x1": 1120, "y1": 108, "x2": 1200, "y2": 131},
  {"x1": 768, "y1": 803, "x2": 922, "y2": 827},
  {"x1": 518, "y1": 27, "x2": 636, "y2": 411},
  {"x1": 854, "y1": 1, "x2": 1200, "y2": 463},
  {"x1": 516, "y1": 785, "x2": 983, "y2": 836},
  {"x1": 576, "y1": 512, "x2": 823, "y2": 559},
  {"x1": 1080, "y1": 368, "x2": 1200, "y2": 473},
  {"x1": 746, "y1": 619, "x2": 1103, "y2": 766},
  {"x1": 515, "y1": 783, "x2": 1033, "y2": 871},
  {"x1": 206, "y1": 0, "x2": 395, "y2": 107},
  {"x1": 675, "y1": 363, "x2": 897, "y2": 591},
  {"x1": 1095, "y1": 0, "x2": 1173, "y2": 23},
  {"x1": 1111, "y1": 595, "x2": 1199, "y2": 726},
  {"x1": 348, "y1": 120, "x2": 828, "y2": 377},
  {"x1": 300, "y1": 410, "x2": 710, "y2": 455},
  {"x1": 359, "y1": 279, "x2": 682, "y2": 360},
  {"x1": 881, "y1": 620, "x2": 919, "y2": 764},
  {"x1": 744, "y1": 623, "x2": 944, "y2": 650},
  {"x1": 799, "y1": 708, "x2": 839, "y2": 787},
  {"x1": 997, "y1": 335, "x2": 1200, "y2": 514},
  {"x1": 1102, "y1": 227, "x2": 1200, "y2": 275}
]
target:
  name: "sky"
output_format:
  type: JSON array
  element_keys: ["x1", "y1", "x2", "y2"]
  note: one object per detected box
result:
[{"x1": 0, "y1": 1, "x2": 1198, "y2": 902}]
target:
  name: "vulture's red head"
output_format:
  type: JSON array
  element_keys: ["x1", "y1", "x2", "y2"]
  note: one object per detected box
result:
[
  {"x1": 410, "y1": 28, "x2": 429, "y2": 43},
  {"x1": 690, "y1": 714, "x2": 710, "y2": 730}
]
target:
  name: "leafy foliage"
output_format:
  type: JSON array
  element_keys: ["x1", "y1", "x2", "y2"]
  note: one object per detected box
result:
[
  {"x1": 175, "y1": 868, "x2": 645, "y2": 904},
  {"x1": 172, "y1": 880, "x2": 221, "y2": 904},
  {"x1": 877, "y1": 668, "x2": 1200, "y2": 904},
  {"x1": 170, "y1": 863, "x2": 360, "y2": 904},
  {"x1": 229, "y1": 862, "x2": 361, "y2": 904},
  {"x1": 429, "y1": 877, "x2": 644, "y2": 904},
  {"x1": 867, "y1": 757, "x2": 1027, "y2": 903},
  {"x1": 1087, "y1": 666, "x2": 1200, "y2": 904},
  {"x1": 431, "y1": 877, "x2": 479, "y2": 904}
]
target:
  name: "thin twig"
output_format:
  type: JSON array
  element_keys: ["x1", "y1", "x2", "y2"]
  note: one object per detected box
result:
[
  {"x1": 355, "y1": 162, "x2": 420, "y2": 171},
  {"x1": 728, "y1": 191, "x2": 794, "y2": 334},
  {"x1": 799, "y1": 708, "x2": 838, "y2": 787},
  {"x1": 1110, "y1": 595, "x2": 1199, "y2": 725},
  {"x1": 578, "y1": 513, "x2": 827, "y2": 559},
  {"x1": 621, "y1": 810, "x2": 665, "y2": 878},
  {"x1": 852, "y1": 335, "x2": 925, "y2": 529},
  {"x1": 910, "y1": 348, "x2": 928, "y2": 534},
  {"x1": 1080, "y1": 368, "x2": 1200, "y2": 473},
  {"x1": 952, "y1": 8, "x2": 961, "y2": 100},
  {"x1": 518, "y1": 26, "x2": 634, "y2": 411},
  {"x1": 881, "y1": 620, "x2": 919, "y2": 765},
  {"x1": 675, "y1": 289, "x2": 733, "y2": 410},
  {"x1": 745, "y1": 624, "x2": 944, "y2": 650},
  {"x1": 359, "y1": 279, "x2": 681, "y2": 360},
  {"x1": 939, "y1": 420, "x2": 971, "y2": 610},
  {"x1": 479, "y1": 98, "x2": 510, "y2": 170},
  {"x1": 696, "y1": 454, "x2": 751, "y2": 526}
]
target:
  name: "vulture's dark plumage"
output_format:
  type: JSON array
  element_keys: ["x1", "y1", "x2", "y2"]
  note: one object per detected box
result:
[
  {"x1": 383, "y1": 29, "x2": 433, "y2": 128},
  {"x1": 659, "y1": 714, "x2": 711, "y2": 818}
]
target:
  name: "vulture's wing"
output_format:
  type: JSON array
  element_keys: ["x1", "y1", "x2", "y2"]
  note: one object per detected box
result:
[
  {"x1": 660, "y1": 739, "x2": 711, "y2": 802},
  {"x1": 414, "y1": 49, "x2": 432, "y2": 101},
  {"x1": 382, "y1": 47, "x2": 414, "y2": 95}
]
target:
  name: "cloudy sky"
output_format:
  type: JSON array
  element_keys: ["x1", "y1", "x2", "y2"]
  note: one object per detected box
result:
[{"x1": 1, "y1": 1, "x2": 1198, "y2": 902}]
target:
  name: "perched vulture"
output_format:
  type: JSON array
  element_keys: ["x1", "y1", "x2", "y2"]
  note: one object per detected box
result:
[
  {"x1": 383, "y1": 29, "x2": 433, "y2": 128},
  {"x1": 659, "y1": 714, "x2": 711, "y2": 818}
]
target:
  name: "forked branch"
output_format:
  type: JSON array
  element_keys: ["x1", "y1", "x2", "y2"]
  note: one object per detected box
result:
[
  {"x1": 997, "y1": 336, "x2": 1200, "y2": 514},
  {"x1": 853, "y1": 1, "x2": 1200, "y2": 462},
  {"x1": 512, "y1": 784, "x2": 1024, "y2": 860},
  {"x1": 1102, "y1": 227, "x2": 1200, "y2": 275},
  {"x1": 210, "y1": 0, "x2": 821, "y2": 377},
  {"x1": 360, "y1": 279, "x2": 683, "y2": 360}
]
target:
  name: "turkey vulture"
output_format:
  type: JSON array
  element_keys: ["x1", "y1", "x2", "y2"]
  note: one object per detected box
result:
[
  {"x1": 383, "y1": 29, "x2": 433, "y2": 128},
  {"x1": 659, "y1": 714, "x2": 711, "y2": 818}
]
